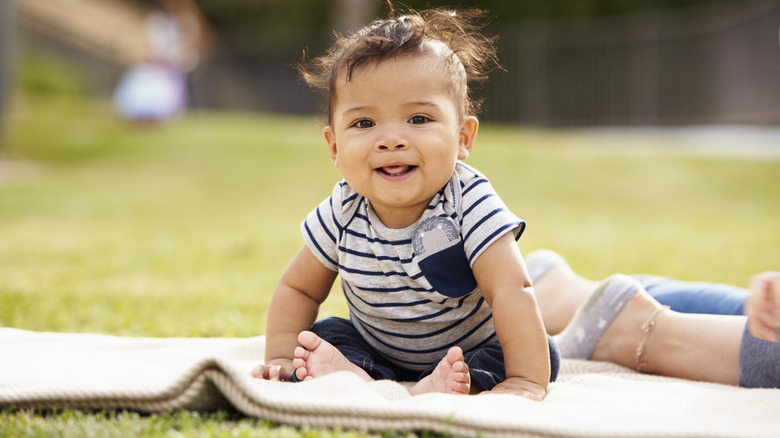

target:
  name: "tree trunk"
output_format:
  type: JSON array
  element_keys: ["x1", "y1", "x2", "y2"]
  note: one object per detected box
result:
[{"x1": 0, "y1": 0, "x2": 15, "y2": 142}]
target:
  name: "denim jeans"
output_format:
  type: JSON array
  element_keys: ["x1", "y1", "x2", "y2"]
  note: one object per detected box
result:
[
  {"x1": 306, "y1": 316, "x2": 560, "y2": 391},
  {"x1": 634, "y1": 275, "x2": 749, "y2": 315}
]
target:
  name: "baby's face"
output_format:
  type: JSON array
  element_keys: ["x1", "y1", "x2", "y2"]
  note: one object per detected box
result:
[{"x1": 323, "y1": 53, "x2": 477, "y2": 228}]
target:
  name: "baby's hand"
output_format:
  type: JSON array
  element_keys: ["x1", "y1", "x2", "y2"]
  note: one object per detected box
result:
[
  {"x1": 482, "y1": 377, "x2": 546, "y2": 401},
  {"x1": 251, "y1": 358, "x2": 294, "y2": 381},
  {"x1": 744, "y1": 271, "x2": 780, "y2": 342}
]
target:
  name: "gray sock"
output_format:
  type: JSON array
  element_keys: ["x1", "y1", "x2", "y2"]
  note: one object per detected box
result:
[
  {"x1": 554, "y1": 274, "x2": 640, "y2": 360},
  {"x1": 525, "y1": 249, "x2": 568, "y2": 285}
]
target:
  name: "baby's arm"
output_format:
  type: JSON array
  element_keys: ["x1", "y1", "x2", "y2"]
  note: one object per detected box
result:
[
  {"x1": 252, "y1": 245, "x2": 338, "y2": 381},
  {"x1": 472, "y1": 233, "x2": 550, "y2": 400},
  {"x1": 744, "y1": 271, "x2": 780, "y2": 342}
]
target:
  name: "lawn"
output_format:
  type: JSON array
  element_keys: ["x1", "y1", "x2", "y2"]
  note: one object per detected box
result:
[{"x1": 1, "y1": 96, "x2": 779, "y2": 436}]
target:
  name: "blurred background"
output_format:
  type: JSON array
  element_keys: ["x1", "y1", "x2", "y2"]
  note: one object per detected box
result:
[
  {"x1": 0, "y1": 5, "x2": 779, "y2": 435},
  {"x1": 2, "y1": 0, "x2": 780, "y2": 126},
  {"x1": 0, "y1": 1, "x2": 779, "y2": 339}
]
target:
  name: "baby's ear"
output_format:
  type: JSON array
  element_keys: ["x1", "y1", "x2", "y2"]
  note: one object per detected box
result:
[
  {"x1": 458, "y1": 116, "x2": 479, "y2": 160},
  {"x1": 323, "y1": 126, "x2": 338, "y2": 164}
]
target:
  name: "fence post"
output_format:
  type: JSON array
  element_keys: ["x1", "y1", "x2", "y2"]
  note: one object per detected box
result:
[{"x1": 0, "y1": 0, "x2": 16, "y2": 142}]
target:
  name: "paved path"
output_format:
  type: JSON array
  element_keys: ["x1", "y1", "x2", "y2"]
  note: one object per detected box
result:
[{"x1": 576, "y1": 125, "x2": 780, "y2": 159}]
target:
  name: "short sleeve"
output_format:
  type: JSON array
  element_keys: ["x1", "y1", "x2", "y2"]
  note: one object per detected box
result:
[
  {"x1": 457, "y1": 165, "x2": 525, "y2": 266},
  {"x1": 300, "y1": 183, "x2": 345, "y2": 272}
]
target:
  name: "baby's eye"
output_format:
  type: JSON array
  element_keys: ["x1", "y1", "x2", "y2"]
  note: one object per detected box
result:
[
  {"x1": 352, "y1": 119, "x2": 375, "y2": 129},
  {"x1": 409, "y1": 115, "x2": 430, "y2": 125}
]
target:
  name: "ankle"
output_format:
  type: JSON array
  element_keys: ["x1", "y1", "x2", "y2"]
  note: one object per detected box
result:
[{"x1": 635, "y1": 305, "x2": 669, "y2": 373}]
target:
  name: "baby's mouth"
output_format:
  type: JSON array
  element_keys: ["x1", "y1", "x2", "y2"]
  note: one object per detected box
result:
[{"x1": 378, "y1": 165, "x2": 416, "y2": 176}]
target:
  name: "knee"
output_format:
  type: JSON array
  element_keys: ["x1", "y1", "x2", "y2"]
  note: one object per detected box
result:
[
  {"x1": 310, "y1": 317, "x2": 358, "y2": 345},
  {"x1": 311, "y1": 316, "x2": 350, "y2": 334}
]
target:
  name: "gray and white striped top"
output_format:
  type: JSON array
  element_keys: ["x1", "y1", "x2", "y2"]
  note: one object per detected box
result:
[{"x1": 302, "y1": 162, "x2": 525, "y2": 371}]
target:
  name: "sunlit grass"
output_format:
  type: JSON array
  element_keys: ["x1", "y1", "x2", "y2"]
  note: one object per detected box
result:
[{"x1": 1, "y1": 97, "x2": 779, "y2": 436}]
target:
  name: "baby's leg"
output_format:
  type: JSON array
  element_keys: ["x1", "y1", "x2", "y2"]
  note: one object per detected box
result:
[
  {"x1": 292, "y1": 331, "x2": 373, "y2": 382},
  {"x1": 409, "y1": 346, "x2": 471, "y2": 395},
  {"x1": 294, "y1": 330, "x2": 470, "y2": 394}
]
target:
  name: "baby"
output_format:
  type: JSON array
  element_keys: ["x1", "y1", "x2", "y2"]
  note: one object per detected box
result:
[{"x1": 252, "y1": 5, "x2": 559, "y2": 399}]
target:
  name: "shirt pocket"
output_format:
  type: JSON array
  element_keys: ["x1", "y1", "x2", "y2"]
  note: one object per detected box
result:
[{"x1": 413, "y1": 217, "x2": 477, "y2": 298}]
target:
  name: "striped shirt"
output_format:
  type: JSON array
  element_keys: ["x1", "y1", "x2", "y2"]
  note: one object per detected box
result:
[{"x1": 302, "y1": 162, "x2": 526, "y2": 371}]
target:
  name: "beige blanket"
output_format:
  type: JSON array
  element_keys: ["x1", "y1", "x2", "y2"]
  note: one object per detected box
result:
[{"x1": 1, "y1": 327, "x2": 778, "y2": 437}]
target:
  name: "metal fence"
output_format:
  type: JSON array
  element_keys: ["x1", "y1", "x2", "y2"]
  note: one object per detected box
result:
[
  {"x1": 16, "y1": 1, "x2": 780, "y2": 126},
  {"x1": 483, "y1": 1, "x2": 780, "y2": 126}
]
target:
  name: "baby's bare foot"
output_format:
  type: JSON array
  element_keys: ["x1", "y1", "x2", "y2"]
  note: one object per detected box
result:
[
  {"x1": 292, "y1": 331, "x2": 373, "y2": 382},
  {"x1": 409, "y1": 346, "x2": 470, "y2": 395}
]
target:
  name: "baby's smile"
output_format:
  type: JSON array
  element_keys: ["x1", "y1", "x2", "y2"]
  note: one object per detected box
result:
[{"x1": 377, "y1": 164, "x2": 417, "y2": 177}]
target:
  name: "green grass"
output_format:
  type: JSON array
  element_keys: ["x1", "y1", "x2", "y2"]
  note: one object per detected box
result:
[{"x1": 1, "y1": 97, "x2": 779, "y2": 436}]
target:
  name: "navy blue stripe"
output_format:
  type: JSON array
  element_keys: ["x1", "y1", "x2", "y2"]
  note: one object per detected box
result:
[
  {"x1": 468, "y1": 222, "x2": 523, "y2": 264},
  {"x1": 456, "y1": 161, "x2": 479, "y2": 177},
  {"x1": 316, "y1": 206, "x2": 337, "y2": 244},
  {"x1": 350, "y1": 293, "x2": 470, "y2": 323},
  {"x1": 339, "y1": 196, "x2": 365, "y2": 238},
  {"x1": 344, "y1": 286, "x2": 473, "y2": 324},
  {"x1": 349, "y1": 293, "x2": 433, "y2": 309},
  {"x1": 304, "y1": 222, "x2": 339, "y2": 267},
  {"x1": 338, "y1": 264, "x2": 409, "y2": 277},
  {"x1": 356, "y1": 297, "x2": 486, "y2": 339},
  {"x1": 514, "y1": 222, "x2": 526, "y2": 240},
  {"x1": 345, "y1": 283, "x2": 433, "y2": 308},
  {"x1": 356, "y1": 284, "x2": 431, "y2": 293},
  {"x1": 353, "y1": 307, "x2": 493, "y2": 356},
  {"x1": 463, "y1": 208, "x2": 504, "y2": 243},
  {"x1": 339, "y1": 246, "x2": 411, "y2": 264},
  {"x1": 447, "y1": 312, "x2": 495, "y2": 347},
  {"x1": 344, "y1": 228, "x2": 412, "y2": 246},
  {"x1": 425, "y1": 191, "x2": 446, "y2": 211},
  {"x1": 462, "y1": 178, "x2": 489, "y2": 197},
  {"x1": 328, "y1": 196, "x2": 343, "y2": 237},
  {"x1": 340, "y1": 182, "x2": 358, "y2": 206},
  {"x1": 462, "y1": 193, "x2": 494, "y2": 218},
  {"x1": 386, "y1": 293, "x2": 471, "y2": 323}
]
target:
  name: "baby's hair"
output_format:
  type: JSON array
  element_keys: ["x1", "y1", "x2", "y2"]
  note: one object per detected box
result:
[{"x1": 299, "y1": 1, "x2": 500, "y2": 123}]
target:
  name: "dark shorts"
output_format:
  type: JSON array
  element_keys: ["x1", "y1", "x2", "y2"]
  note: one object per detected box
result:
[{"x1": 303, "y1": 316, "x2": 559, "y2": 391}]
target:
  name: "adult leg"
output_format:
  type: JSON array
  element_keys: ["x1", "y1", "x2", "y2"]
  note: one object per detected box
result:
[
  {"x1": 633, "y1": 275, "x2": 749, "y2": 315},
  {"x1": 590, "y1": 292, "x2": 744, "y2": 385},
  {"x1": 526, "y1": 250, "x2": 600, "y2": 335},
  {"x1": 555, "y1": 275, "x2": 780, "y2": 387},
  {"x1": 527, "y1": 249, "x2": 750, "y2": 335}
]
